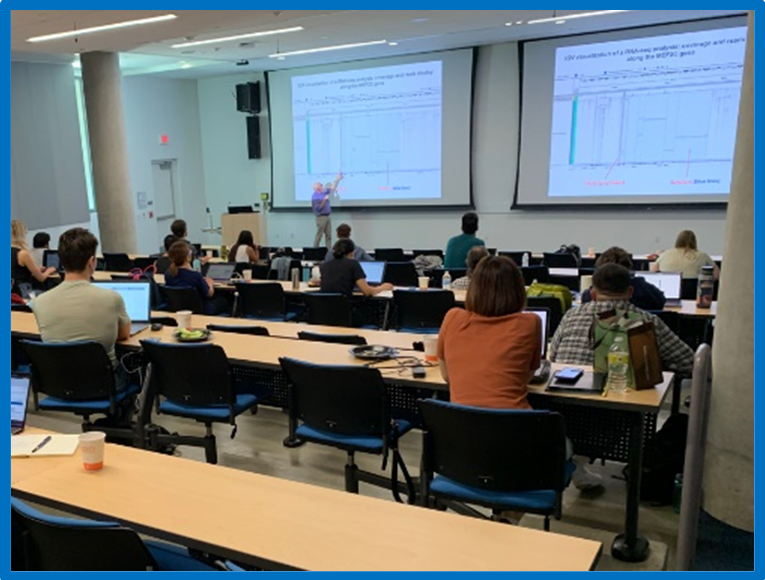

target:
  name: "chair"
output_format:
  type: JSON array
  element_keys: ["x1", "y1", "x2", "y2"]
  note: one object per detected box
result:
[
  {"x1": 680, "y1": 279, "x2": 719, "y2": 301},
  {"x1": 234, "y1": 282, "x2": 290, "y2": 321},
  {"x1": 526, "y1": 296, "x2": 564, "y2": 335},
  {"x1": 268, "y1": 258, "x2": 302, "y2": 281},
  {"x1": 303, "y1": 293, "x2": 353, "y2": 327},
  {"x1": 279, "y1": 357, "x2": 416, "y2": 503},
  {"x1": 20, "y1": 340, "x2": 140, "y2": 442},
  {"x1": 139, "y1": 341, "x2": 262, "y2": 464},
  {"x1": 133, "y1": 256, "x2": 157, "y2": 271},
  {"x1": 418, "y1": 400, "x2": 573, "y2": 531},
  {"x1": 297, "y1": 330, "x2": 367, "y2": 345},
  {"x1": 161, "y1": 286, "x2": 205, "y2": 314},
  {"x1": 447, "y1": 267, "x2": 468, "y2": 280},
  {"x1": 103, "y1": 253, "x2": 134, "y2": 272},
  {"x1": 498, "y1": 251, "x2": 530, "y2": 267},
  {"x1": 521, "y1": 265, "x2": 551, "y2": 286},
  {"x1": 302, "y1": 247, "x2": 328, "y2": 262},
  {"x1": 393, "y1": 289, "x2": 455, "y2": 334},
  {"x1": 11, "y1": 498, "x2": 219, "y2": 571},
  {"x1": 383, "y1": 262, "x2": 418, "y2": 287},
  {"x1": 374, "y1": 248, "x2": 406, "y2": 262},
  {"x1": 412, "y1": 249, "x2": 444, "y2": 259},
  {"x1": 543, "y1": 252, "x2": 579, "y2": 268},
  {"x1": 207, "y1": 323, "x2": 270, "y2": 336}
]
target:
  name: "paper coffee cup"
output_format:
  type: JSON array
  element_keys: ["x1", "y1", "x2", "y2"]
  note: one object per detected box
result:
[
  {"x1": 418, "y1": 276, "x2": 429, "y2": 290},
  {"x1": 424, "y1": 336, "x2": 438, "y2": 362},
  {"x1": 80, "y1": 431, "x2": 106, "y2": 471},
  {"x1": 243, "y1": 269, "x2": 253, "y2": 281},
  {"x1": 206, "y1": 250, "x2": 213, "y2": 258},
  {"x1": 580, "y1": 275, "x2": 593, "y2": 295},
  {"x1": 588, "y1": 247, "x2": 596, "y2": 258},
  {"x1": 177, "y1": 310, "x2": 192, "y2": 329}
]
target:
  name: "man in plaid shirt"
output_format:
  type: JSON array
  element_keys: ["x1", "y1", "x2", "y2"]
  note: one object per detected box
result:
[{"x1": 550, "y1": 264, "x2": 694, "y2": 375}]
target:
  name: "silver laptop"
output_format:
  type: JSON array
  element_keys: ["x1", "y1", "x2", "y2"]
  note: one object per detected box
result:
[
  {"x1": 206, "y1": 263, "x2": 236, "y2": 284},
  {"x1": 11, "y1": 374, "x2": 31, "y2": 435},
  {"x1": 360, "y1": 261, "x2": 386, "y2": 286},
  {"x1": 636, "y1": 272, "x2": 682, "y2": 307},
  {"x1": 94, "y1": 281, "x2": 152, "y2": 335}
]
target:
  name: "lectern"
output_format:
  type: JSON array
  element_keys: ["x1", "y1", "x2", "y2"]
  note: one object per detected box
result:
[{"x1": 220, "y1": 212, "x2": 266, "y2": 248}]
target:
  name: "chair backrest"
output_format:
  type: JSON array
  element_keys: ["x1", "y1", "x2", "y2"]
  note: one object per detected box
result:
[
  {"x1": 161, "y1": 286, "x2": 205, "y2": 314},
  {"x1": 649, "y1": 310, "x2": 681, "y2": 335},
  {"x1": 303, "y1": 247, "x2": 328, "y2": 262},
  {"x1": 132, "y1": 256, "x2": 156, "y2": 271},
  {"x1": 280, "y1": 358, "x2": 389, "y2": 437},
  {"x1": 447, "y1": 267, "x2": 468, "y2": 279},
  {"x1": 498, "y1": 251, "x2": 530, "y2": 267},
  {"x1": 297, "y1": 331, "x2": 367, "y2": 345},
  {"x1": 393, "y1": 289, "x2": 455, "y2": 331},
  {"x1": 412, "y1": 249, "x2": 444, "y2": 259},
  {"x1": 11, "y1": 303, "x2": 33, "y2": 313},
  {"x1": 383, "y1": 262, "x2": 418, "y2": 287},
  {"x1": 543, "y1": 252, "x2": 579, "y2": 268},
  {"x1": 680, "y1": 278, "x2": 719, "y2": 301},
  {"x1": 12, "y1": 498, "x2": 157, "y2": 571},
  {"x1": 526, "y1": 295, "x2": 564, "y2": 335},
  {"x1": 20, "y1": 340, "x2": 116, "y2": 402},
  {"x1": 206, "y1": 324, "x2": 270, "y2": 336},
  {"x1": 154, "y1": 256, "x2": 171, "y2": 274},
  {"x1": 419, "y1": 400, "x2": 568, "y2": 493},
  {"x1": 374, "y1": 248, "x2": 406, "y2": 262},
  {"x1": 234, "y1": 282, "x2": 286, "y2": 318},
  {"x1": 303, "y1": 293, "x2": 352, "y2": 327},
  {"x1": 521, "y1": 265, "x2": 551, "y2": 286},
  {"x1": 140, "y1": 341, "x2": 234, "y2": 408},
  {"x1": 103, "y1": 253, "x2": 134, "y2": 273}
]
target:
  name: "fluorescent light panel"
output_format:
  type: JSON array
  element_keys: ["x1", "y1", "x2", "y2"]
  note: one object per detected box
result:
[
  {"x1": 171, "y1": 26, "x2": 304, "y2": 48},
  {"x1": 269, "y1": 39, "x2": 387, "y2": 58},
  {"x1": 28, "y1": 14, "x2": 177, "y2": 43},
  {"x1": 525, "y1": 10, "x2": 630, "y2": 25}
]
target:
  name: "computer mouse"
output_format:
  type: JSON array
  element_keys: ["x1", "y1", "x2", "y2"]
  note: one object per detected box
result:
[{"x1": 151, "y1": 322, "x2": 163, "y2": 331}]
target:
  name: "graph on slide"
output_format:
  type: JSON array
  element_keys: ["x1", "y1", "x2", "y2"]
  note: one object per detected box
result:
[
  {"x1": 548, "y1": 27, "x2": 746, "y2": 198},
  {"x1": 292, "y1": 62, "x2": 443, "y2": 201}
]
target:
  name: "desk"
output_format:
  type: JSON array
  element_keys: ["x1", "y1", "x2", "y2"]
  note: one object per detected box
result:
[{"x1": 12, "y1": 439, "x2": 602, "y2": 570}]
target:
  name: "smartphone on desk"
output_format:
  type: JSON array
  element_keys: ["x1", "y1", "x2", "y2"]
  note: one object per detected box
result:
[{"x1": 552, "y1": 367, "x2": 584, "y2": 384}]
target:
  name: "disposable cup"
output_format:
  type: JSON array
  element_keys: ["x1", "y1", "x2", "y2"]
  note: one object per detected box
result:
[
  {"x1": 79, "y1": 431, "x2": 106, "y2": 471},
  {"x1": 177, "y1": 310, "x2": 192, "y2": 329},
  {"x1": 424, "y1": 336, "x2": 438, "y2": 362},
  {"x1": 243, "y1": 269, "x2": 253, "y2": 281},
  {"x1": 418, "y1": 277, "x2": 429, "y2": 291}
]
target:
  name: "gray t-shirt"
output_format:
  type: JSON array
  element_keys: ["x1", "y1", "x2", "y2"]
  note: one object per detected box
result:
[{"x1": 32, "y1": 280, "x2": 130, "y2": 368}]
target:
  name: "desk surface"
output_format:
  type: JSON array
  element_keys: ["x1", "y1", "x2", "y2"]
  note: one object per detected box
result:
[{"x1": 11, "y1": 441, "x2": 601, "y2": 571}]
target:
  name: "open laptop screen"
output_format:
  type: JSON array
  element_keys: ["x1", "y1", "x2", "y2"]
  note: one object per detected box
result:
[
  {"x1": 93, "y1": 282, "x2": 151, "y2": 322},
  {"x1": 43, "y1": 250, "x2": 60, "y2": 270},
  {"x1": 525, "y1": 308, "x2": 549, "y2": 358},
  {"x1": 11, "y1": 374, "x2": 31, "y2": 432},
  {"x1": 635, "y1": 272, "x2": 682, "y2": 300},
  {"x1": 206, "y1": 263, "x2": 236, "y2": 282},
  {"x1": 360, "y1": 261, "x2": 386, "y2": 285}
]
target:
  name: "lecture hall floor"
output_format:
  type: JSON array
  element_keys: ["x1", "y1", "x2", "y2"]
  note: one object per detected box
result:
[{"x1": 26, "y1": 391, "x2": 687, "y2": 572}]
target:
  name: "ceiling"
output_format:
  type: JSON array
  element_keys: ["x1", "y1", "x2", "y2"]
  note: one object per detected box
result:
[{"x1": 11, "y1": 9, "x2": 747, "y2": 79}]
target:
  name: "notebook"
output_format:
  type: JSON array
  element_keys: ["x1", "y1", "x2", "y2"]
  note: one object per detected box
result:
[
  {"x1": 360, "y1": 261, "x2": 386, "y2": 286},
  {"x1": 206, "y1": 263, "x2": 236, "y2": 284},
  {"x1": 546, "y1": 370, "x2": 605, "y2": 394},
  {"x1": 635, "y1": 272, "x2": 682, "y2": 307},
  {"x1": 11, "y1": 374, "x2": 31, "y2": 435},
  {"x1": 93, "y1": 281, "x2": 151, "y2": 335},
  {"x1": 11, "y1": 434, "x2": 80, "y2": 457}
]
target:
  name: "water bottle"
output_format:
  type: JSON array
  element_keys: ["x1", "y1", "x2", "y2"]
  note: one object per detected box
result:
[
  {"x1": 442, "y1": 270, "x2": 452, "y2": 290},
  {"x1": 522, "y1": 252, "x2": 530, "y2": 268},
  {"x1": 291, "y1": 267, "x2": 301, "y2": 290},
  {"x1": 220, "y1": 244, "x2": 229, "y2": 261},
  {"x1": 192, "y1": 257, "x2": 201, "y2": 272},
  {"x1": 696, "y1": 265, "x2": 714, "y2": 309},
  {"x1": 606, "y1": 336, "x2": 630, "y2": 393}
]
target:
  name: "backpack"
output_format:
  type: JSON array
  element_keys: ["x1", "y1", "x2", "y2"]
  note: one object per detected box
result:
[
  {"x1": 556, "y1": 244, "x2": 582, "y2": 266},
  {"x1": 526, "y1": 282, "x2": 573, "y2": 313},
  {"x1": 640, "y1": 413, "x2": 689, "y2": 505}
]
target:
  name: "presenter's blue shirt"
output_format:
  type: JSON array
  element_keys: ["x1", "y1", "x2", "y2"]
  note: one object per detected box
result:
[
  {"x1": 444, "y1": 234, "x2": 485, "y2": 269},
  {"x1": 312, "y1": 190, "x2": 331, "y2": 216}
]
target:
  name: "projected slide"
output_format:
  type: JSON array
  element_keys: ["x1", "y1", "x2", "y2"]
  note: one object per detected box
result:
[
  {"x1": 548, "y1": 26, "x2": 746, "y2": 198},
  {"x1": 292, "y1": 61, "x2": 442, "y2": 202}
]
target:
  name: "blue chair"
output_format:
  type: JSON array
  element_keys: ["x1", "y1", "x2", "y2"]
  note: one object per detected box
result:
[
  {"x1": 418, "y1": 399, "x2": 574, "y2": 531},
  {"x1": 234, "y1": 282, "x2": 293, "y2": 321},
  {"x1": 280, "y1": 357, "x2": 416, "y2": 504},
  {"x1": 139, "y1": 341, "x2": 263, "y2": 464},
  {"x1": 161, "y1": 286, "x2": 205, "y2": 314},
  {"x1": 20, "y1": 340, "x2": 140, "y2": 442},
  {"x1": 303, "y1": 293, "x2": 353, "y2": 327},
  {"x1": 11, "y1": 498, "x2": 220, "y2": 571},
  {"x1": 393, "y1": 289, "x2": 455, "y2": 334}
]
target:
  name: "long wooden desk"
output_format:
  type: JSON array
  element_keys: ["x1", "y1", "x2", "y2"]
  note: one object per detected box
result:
[{"x1": 11, "y1": 437, "x2": 602, "y2": 571}]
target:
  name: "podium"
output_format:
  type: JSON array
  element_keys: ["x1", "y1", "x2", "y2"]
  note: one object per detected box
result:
[{"x1": 221, "y1": 212, "x2": 266, "y2": 248}]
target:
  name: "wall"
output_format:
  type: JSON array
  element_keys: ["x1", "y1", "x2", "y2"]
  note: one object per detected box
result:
[{"x1": 196, "y1": 43, "x2": 728, "y2": 255}]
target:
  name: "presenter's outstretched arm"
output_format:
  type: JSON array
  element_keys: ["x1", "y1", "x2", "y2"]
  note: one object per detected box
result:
[{"x1": 330, "y1": 171, "x2": 344, "y2": 194}]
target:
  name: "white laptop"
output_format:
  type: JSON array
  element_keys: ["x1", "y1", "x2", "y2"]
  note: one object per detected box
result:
[
  {"x1": 525, "y1": 308, "x2": 549, "y2": 358},
  {"x1": 635, "y1": 272, "x2": 682, "y2": 307},
  {"x1": 11, "y1": 374, "x2": 31, "y2": 435},
  {"x1": 94, "y1": 281, "x2": 152, "y2": 335},
  {"x1": 206, "y1": 263, "x2": 236, "y2": 284}
]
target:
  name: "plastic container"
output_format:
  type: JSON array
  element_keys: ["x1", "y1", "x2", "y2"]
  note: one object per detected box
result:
[
  {"x1": 522, "y1": 253, "x2": 530, "y2": 268},
  {"x1": 291, "y1": 268, "x2": 301, "y2": 290},
  {"x1": 442, "y1": 270, "x2": 452, "y2": 290},
  {"x1": 696, "y1": 265, "x2": 714, "y2": 309},
  {"x1": 606, "y1": 336, "x2": 630, "y2": 393}
]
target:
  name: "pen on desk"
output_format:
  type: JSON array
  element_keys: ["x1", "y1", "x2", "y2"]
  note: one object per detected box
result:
[{"x1": 30, "y1": 435, "x2": 52, "y2": 454}]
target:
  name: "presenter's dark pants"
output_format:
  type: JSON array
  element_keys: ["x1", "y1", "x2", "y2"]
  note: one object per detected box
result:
[{"x1": 314, "y1": 214, "x2": 332, "y2": 248}]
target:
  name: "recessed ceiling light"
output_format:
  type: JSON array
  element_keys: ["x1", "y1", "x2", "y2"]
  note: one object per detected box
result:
[
  {"x1": 171, "y1": 26, "x2": 303, "y2": 48},
  {"x1": 180, "y1": 62, "x2": 192, "y2": 69},
  {"x1": 269, "y1": 39, "x2": 387, "y2": 58},
  {"x1": 28, "y1": 14, "x2": 177, "y2": 43},
  {"x1": 505, "y1": 22, "x2": 513, "y2": 26},
  {"x1": 516, "y1": 20, "x2": 523, "y2": 25},
  {"x1": 389, "y1": 41, "x2": 398, "y2": 46},
  {"x1": 411, "y1": 18, "x2": 430, "y2": 23},
  {"x1": 277, "y1": 56, "x2": 285, "y2": 61},
  {"x1": 555, "y1": 20, "x2": 566, "y2": 25},
  {"x1": 527, "y1": 10, "x2": 630, "y2": 25}
]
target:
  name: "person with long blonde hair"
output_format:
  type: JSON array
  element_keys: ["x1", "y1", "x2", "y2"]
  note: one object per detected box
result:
[
  {"x1": 11, "y1": 219, "x2": 56, "y2": 296},
  {"x1": 651, "y1": 229, "x2": 720, "y2": 279}
]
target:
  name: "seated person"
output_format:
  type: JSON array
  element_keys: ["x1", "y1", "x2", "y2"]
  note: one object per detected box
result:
[
  {"x1": 581, "y1": 247, "x2": 666, "y2": 311},
  {"x1": 154, "y1": 234, "x2": 178, "y2": 274},
  {"x1": 550, "y1": 264, "x2": 694, "y2": 375},
  {"x1": 451, "y1": 245, "x2": 489, "y2": 291},
  {"x1": 163, "y1": 241, "x2": 230, "y2": 316},
  {"x1": 11, "y1": 219, "x2": 56, "y2": 297},
  {"x1": 650, "y1": 230, "x2": 720, "y2": 279},
  {"x1": 444, "y1": 212, "x2": 485, "y2": 269},
  {"x1": 323, "y1": 223, "x2": 373, "y2": 263},
  {"x1": 31, "y1": 228, "x2": 131, "y2": 390},
  {"x1": 229, "y1": 230, "x2": 259, "y2": 264},
  {"x1": 320, "y1": 239, "x2": 393, "y2": 299},
  {"x1": 31, "y1": 231, "x2": 51, "y2": 266},
  {"x1": 171, "y1": 219, "x2": 210, "y2": 266}
]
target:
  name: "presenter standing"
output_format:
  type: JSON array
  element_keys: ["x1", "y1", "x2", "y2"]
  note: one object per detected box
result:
[{"x1": 312, "y1": 171, "x2": 343, "y2": 248}]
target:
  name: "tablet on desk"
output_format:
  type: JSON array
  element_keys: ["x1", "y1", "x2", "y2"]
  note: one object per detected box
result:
[{"x1": 546, "y1": 370, "x2": 604, "y2": 394}]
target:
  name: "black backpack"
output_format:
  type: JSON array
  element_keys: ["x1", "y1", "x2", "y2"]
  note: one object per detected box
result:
[
  {"x1": 556, "y1": 244, "x2": 582, "y2": 266},
  {"x1": 640, "y1": 414, "x2": 689, "y2": 505}
]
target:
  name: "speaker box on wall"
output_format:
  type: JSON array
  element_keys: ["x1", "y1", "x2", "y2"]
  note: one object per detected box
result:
[
  {"x1": 246, "y1": 115, "x2": 261, "y2": 159},
  {"x1": 236, "y1": 81, "x2": 261, "y2": 114}
]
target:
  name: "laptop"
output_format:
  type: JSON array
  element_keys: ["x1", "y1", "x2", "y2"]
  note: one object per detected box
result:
[
  {"x1": 360, "y1": 261, "x2": 386, "y2": 286},
  {"x1": 93, "y1": 281, "x2": 152, "y2": 335},
  {"x1": 43, "y1": 250, "x2": 62, "y2": 272},
  {"x1": 11, "y1": 374, "x2": 31, "y2": 435},
  {"x1": 526, "y1": 308, "x2": 551, "y2": 383},
  {"x1": 636, "y1": 272, "x2": 682, "y2": 307},
  {"x1": 206, "y1": 263, "x2": 236, "y2": 284}
]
